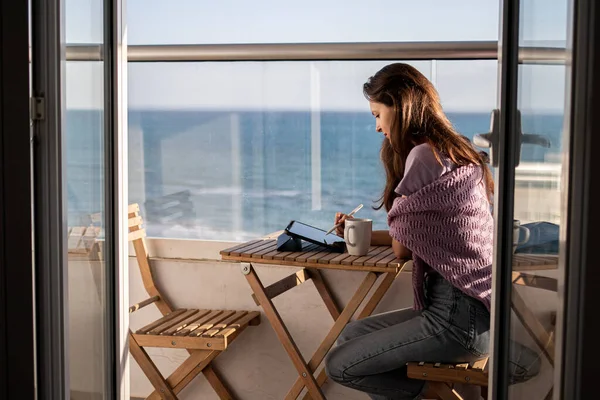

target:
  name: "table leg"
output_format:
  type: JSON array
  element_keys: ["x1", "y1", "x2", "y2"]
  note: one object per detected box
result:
[
  {"x1": 285, "y1": 271, "x2": 379, "y2": 399},
  {"x1": 307, "y1": 269, "x2": 341, "y2": 320},
  {"x1": 357, "y1": 270, "x2": 402, "y2": 320},
  {"x1": 242, "y1": 263, "x2": 326, "y2": 400},
  {"x1": 301, "y1": 270, "x2": 402, "y2": 400}
]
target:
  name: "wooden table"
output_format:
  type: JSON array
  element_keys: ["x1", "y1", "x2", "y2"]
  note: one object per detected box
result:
[
  {"x1": 221, "y1": 236, "x2": 409, "y2": 400},
  {"x1": 221, "y1": 235, "x2": 558, "y2": 400}
]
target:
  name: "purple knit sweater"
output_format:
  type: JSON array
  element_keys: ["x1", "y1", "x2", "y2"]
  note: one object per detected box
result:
[{"x1": 387, "y1": 165, "x2": 493, "y2": 311}]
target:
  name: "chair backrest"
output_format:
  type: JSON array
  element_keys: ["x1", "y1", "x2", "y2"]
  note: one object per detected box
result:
[{"x1": 128, "y1": 203, "x2": 172, "y2": 315}]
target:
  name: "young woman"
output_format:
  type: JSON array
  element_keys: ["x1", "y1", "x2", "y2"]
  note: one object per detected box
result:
[{"x1": 324, "y1": 63, "x2": 537, "y2": 399}]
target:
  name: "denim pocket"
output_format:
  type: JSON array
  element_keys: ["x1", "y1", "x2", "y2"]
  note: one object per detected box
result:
[
  {"x1": 467, "y1": 303, "x2": 477, "y2": 346},
  {"x1": 466, "y1": 303, "x2": 490, "y2": 357}
]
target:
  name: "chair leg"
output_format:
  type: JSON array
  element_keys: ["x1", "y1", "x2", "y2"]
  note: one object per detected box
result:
[
  {"x1": 202, "y1": 364, "x2": 234, "y2": 400},
  {"x1": 145, "y1": 350, "x2": 219, "y2": 400},
  {"x1": 129, "y1": 333, "x2": 177, "y2": 400},
  {"x1": 481, "y1": 386, "x2": 488, "y2": 400},
  {"x1": 429, "y1": 382, "x2": 464, "y2": 400},
  {"x1": 422, "y1": 383, "x2": 442, "y2": 399},
  {"x1": 138, "y1": 345, "x2": 237, "y2": 400}
]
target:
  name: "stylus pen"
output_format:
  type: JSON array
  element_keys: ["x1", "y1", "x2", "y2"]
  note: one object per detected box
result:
[{"x1": 325, "y1": 204, "x2": 363, "y2": 235}]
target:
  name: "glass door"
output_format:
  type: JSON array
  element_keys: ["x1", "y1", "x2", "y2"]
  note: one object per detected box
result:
[
  {"x1": 31, "y1": 0, "x2": 127, "y2": 398},
  {"x1": 64, "y1": 0, "x2": 111, "y2": 398},
  {"x1": 487, "y1": 0, "x2": 573, "y2": 398}
]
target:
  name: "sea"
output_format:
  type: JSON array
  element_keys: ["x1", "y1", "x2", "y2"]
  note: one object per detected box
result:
[{"x1": 66, "y1": 110, "x2": 563, "y2": 241}]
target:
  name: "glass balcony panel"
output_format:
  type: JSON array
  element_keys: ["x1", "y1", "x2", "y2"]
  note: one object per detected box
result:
[{"x1": 127, "y1": 60, "x2": 501, "y2": 241}]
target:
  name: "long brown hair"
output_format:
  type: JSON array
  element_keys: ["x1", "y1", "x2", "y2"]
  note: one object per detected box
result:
[{"x1": 363, "y1": 62, "x2": 494, "y2": 212}]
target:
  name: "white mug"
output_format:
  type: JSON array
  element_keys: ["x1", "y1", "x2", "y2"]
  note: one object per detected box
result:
[
  {"x1": 513, "y1": 219, "x2": 530, "y2": 253},
  {"x1": 344, "y1": 218, "x2": 372, "y2": 256}
]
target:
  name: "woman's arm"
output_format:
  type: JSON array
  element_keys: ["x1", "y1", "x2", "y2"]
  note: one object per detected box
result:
[
  {"x1": 371, "y1": 230, "x2": 412, "y2": 259},
  {"x1": 371, "y1": 230, "x2": 392, "y2": 245}
]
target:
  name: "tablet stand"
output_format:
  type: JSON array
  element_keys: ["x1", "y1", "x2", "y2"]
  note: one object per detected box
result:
[{"x1": 276, "y1": 232, "x2": 303, "y2": 251}]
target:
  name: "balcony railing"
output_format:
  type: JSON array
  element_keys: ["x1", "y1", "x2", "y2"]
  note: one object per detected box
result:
[{"x1": 60, "y1": 41, "x2": 567, "y2": 63}]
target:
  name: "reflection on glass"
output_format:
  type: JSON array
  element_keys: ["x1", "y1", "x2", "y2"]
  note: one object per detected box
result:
[
  {"x1": 65, "y1": 0, "x2": 108, "y2": 393},
  {"x1": 127, "y1": 60, "x2": 500, "y2": 241},
  {"x1": 505, "y1": 0, "x2": 571, "y2": 398},
  {"x1": 66, "y1": 61, "x2": 108, "y2": 399}
]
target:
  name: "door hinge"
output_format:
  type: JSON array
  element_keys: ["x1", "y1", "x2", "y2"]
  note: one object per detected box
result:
[{"x1": 30, "y1": 96, "x2": 45, "y2": 121}]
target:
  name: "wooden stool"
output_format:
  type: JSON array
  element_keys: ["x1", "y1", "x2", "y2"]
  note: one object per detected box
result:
[{"x1": 406, "y1": 358, "x2": 489, "y2": 400}]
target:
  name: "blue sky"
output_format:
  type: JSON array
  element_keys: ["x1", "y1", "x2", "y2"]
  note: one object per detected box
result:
[{"x1": 65, "y1": 0, "x2": 569, "y2": 112}]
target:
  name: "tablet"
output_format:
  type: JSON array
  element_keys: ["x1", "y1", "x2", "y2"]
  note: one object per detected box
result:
[{"x1": 284, "y1": 220, "x2": 346, "y2": 253}]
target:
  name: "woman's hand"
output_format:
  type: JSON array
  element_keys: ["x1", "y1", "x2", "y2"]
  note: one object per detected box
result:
[{"x1": 334, "y1": 212, "x2": 348, "y2": 237}]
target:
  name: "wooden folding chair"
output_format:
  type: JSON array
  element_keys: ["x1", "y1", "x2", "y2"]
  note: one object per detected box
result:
[
  {"x1": 407, "y1": 358, "x2": 489, "y2": 400},
  {"x1": 127, "y1": 203, "x2": 261, "y2": 399}
]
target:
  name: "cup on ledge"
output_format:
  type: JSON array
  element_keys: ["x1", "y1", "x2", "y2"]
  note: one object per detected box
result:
[
  {"x1": 344, "y1": 218, "x2": 372, "y2": 256},
  {"x1": 513, "y1": 219, "x2": 530, "y2": 253}
]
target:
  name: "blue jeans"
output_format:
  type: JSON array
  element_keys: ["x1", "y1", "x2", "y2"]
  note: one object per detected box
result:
[{"x1": 325, "y1": 272, "x2": 540, "y2": 399}]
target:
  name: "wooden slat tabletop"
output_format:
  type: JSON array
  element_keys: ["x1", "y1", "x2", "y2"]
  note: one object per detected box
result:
[
  {"x1": 513, "y1": 254, "x2": 558, "y2": 271},
  {"x1": 221, "y1": 237, "x2": 558, "y2": 273},
  {"x1": 220, "y1": 238, "x2": 405, "y2": 273}
]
